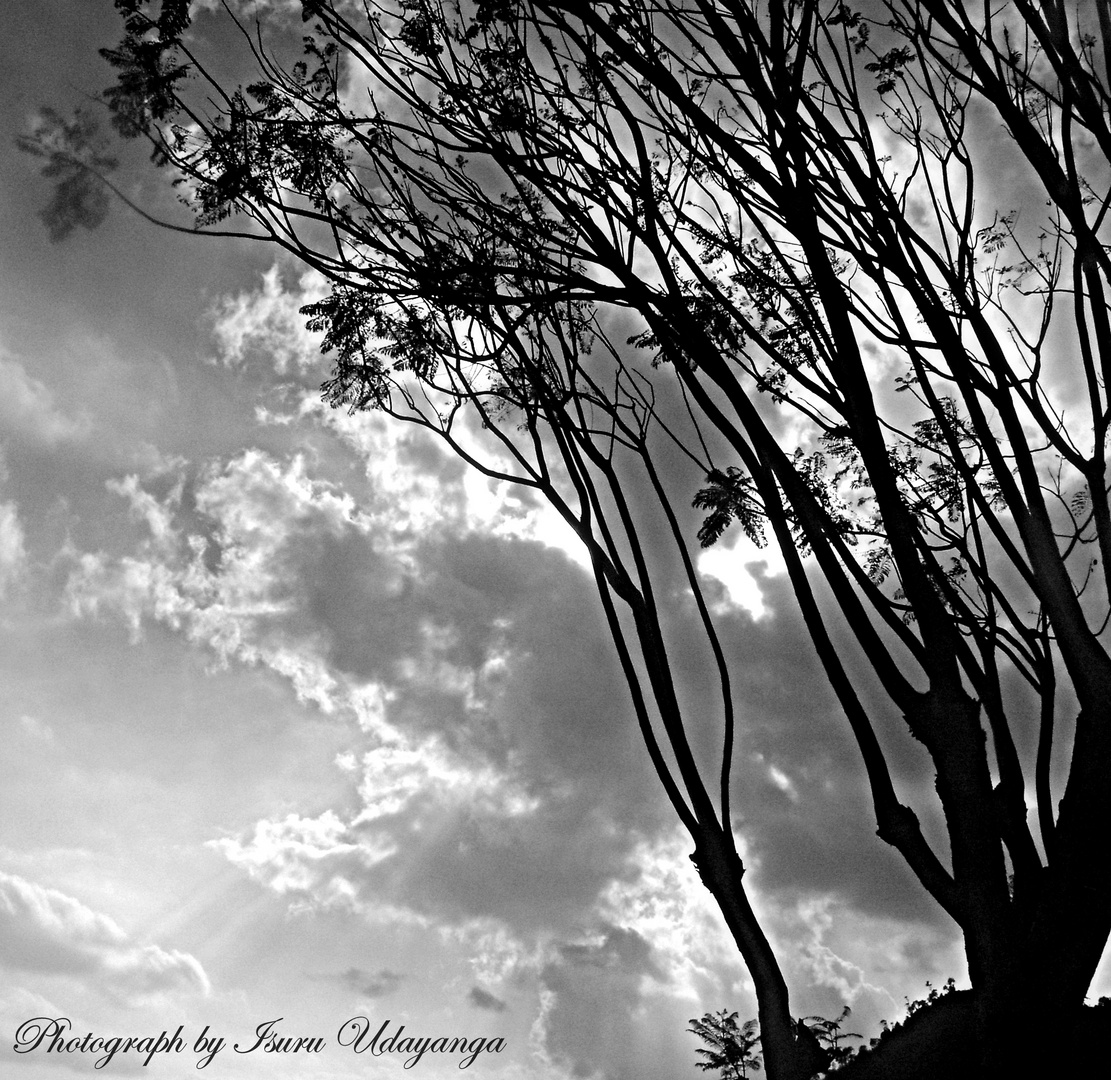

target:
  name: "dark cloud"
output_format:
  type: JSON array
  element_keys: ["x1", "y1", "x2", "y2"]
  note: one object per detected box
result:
[
  {"x1": 467, "y1": 986, "x2": 507, "y2": 1012},
  {"x1": 282, "y1": 526, "x2": 673, "y2": 932},
  {"x1": 84, "y1": 447, "x2": 673, "y2": 941},
  {"x1": 646, "y1": 561, "x2": 957, "y2": 932},
  {"x1": 298, "y1": 527, "x2": 424, "y2": 681},
  {"x1": 329, "y1": 966, "x2": 404, "y2": 998},
  {"x1": 556, "y1": 925, "x2": 664, "y2": 982},
  {"x1": 315, "y1": 786, "x2": 653, "y2": 934},
  {"x1": 395, "y1": 427, "x2": 468, "y2": 485},
  {"x1": 538, "y1": 925, "x2": 695, "y2": 1080},
  {"x1": 164, "y1": 430, "x2": 956, "y2": 964}
]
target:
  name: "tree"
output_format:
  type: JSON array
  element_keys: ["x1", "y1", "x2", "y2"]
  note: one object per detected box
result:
[
  {"x1": 24, "y1": 1, "x2": 1111, "y2": 1076},
  {"x1": 690, "y1": 1010, "x2": 764, "y2": 1079},
  {"x1": 802, "y1": 1005, "x2": 861, "y2": 1070},
  {"x1": 690, "y1": 1006, "x2": 861, "y2": 1078}
]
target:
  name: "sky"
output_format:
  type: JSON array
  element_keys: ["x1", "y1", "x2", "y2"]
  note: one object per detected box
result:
[{"x1": 1, "y1": 4, "x2": 1107, "y2": 1080}]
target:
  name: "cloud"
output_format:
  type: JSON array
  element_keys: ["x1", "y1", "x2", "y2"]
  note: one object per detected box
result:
[
  {"x1": 209, "y1": 261, "x2": 588, "y2": 568},
  {"x1": 596, "y1": 830, "x2": 748, "y2": 1006},
  {"x1": 536, "y1": 924, "x2": 699, "y2": 1080},
  {"x1": 0, "y1": 872, "x2": 209, "y2": 1002},
  {"x1": 555, "y1": 925, "x2": 664, "y2": 981},
  {"x1": 66, "y1": 440, "x2": 669, "y2": 942},
  {"x1": 330, "y1": 967, "x2": 405, "y2": 998},
  {"x1": 468, "y1": 986, "x2": 507, "y2": 1012},
  {"x1": 52, "y1": 262, "x2": 972, "y2": 1074},
  {"x1": 66, "y1": 450, "x2": 363, "y2": 711},
  {"x1": 0, "y1": 500, "x2": 26, "y2": 596},
  {"x1": 191, "y1": 0, "x2": 305, "y2": 18},
  {"x1": 210, "y1": 266, "x2": 327, "y2": 377},
  {"x1": 0, "y1": 354, "x2": 90, "y2": 446},
  {"x1": 57, "y1": 435, "x2": 950, "y2": 1065},
  {"x1": 209, "y1": 811, "x2": 403, "y2": 916}
]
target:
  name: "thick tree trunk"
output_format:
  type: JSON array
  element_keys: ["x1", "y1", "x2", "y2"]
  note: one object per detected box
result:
[
  {"x1": 692, "y1": 827, "x2": 829, "y2": 1080},
  {"x1": 1032, "y1": 704, "x2": 1111, "y2": 1003},
  {"x1": 907, "y1": 693, "x2": 1014, "y2": 973},
  {"x1": 979, "y1": 697, "x2": 1111, "y2": 1074},
  {"x1": 958, "y1": 974, "x2": 1096, "y2": 1078}
]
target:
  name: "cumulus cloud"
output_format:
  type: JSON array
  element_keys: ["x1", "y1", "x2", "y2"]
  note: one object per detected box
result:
[
  {"x1": 0, "y1": 872, "x2": 209, "y2": 1002},
  {"x1": 67, "y1": 450, "x2": 362, "y2": 710},
  {"x1": 210, "y1": 261, "x2": 587, "y2": 567},
  {"x1": 66, "y1": 435, "x2": 669, "y2": 942},
  {"x1": 210, "y1": 266, "x2": 327, "y2": 377}
]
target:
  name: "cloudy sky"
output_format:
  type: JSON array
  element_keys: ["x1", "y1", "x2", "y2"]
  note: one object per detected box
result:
[{"x1": 2, "y1": 3, "x2": 1108, "y2": 1080}]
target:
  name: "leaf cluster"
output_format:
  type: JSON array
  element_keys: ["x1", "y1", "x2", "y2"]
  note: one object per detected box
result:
[
  {"x1": 14, "y1": 108, "x2": 119, "y2": 241},
  {"x1": 689, "y1": 1010, "x2": 762, "y2": 1080}
]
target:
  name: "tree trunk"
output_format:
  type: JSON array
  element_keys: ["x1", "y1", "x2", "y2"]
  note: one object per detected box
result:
[
  {"x1": 691, "y1": 827, "x2": 829, "y2": 1080},
  {"x1": 970, "y1": 967, "x2": 1098, "y2": 1078}
]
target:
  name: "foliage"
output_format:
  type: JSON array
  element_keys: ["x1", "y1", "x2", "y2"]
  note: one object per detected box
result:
[
  {"x1": 903, "y1": 978, "x2": 957, "y2": 1020},
  {"x1": 690, "y1": 1010, "x2": 763, "y2": 1080},
  {"x1": 692, "y1": 1007, "x2": 864, "y2": 1077},
  {"x1": 801, "y1": 1006, "x2": 861, "y2": 1070},
  {"x1": 693, "y1": 467, "x2": 767, "y2": 549},
  {"x1": 14, "y1": 108, "x2": 117, "y2": 241},
  {"x1": 871, "y1": 978, "x2": 958, "y2": 1048}
]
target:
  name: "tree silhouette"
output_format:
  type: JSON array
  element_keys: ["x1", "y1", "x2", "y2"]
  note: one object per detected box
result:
[
  {"x1": 801, "y1": 1006, "x2": 861, "y2": 1070},
  {"x1": 691, "y1": 1006, "x2": 863, "y2": 1078},
  {"x1": 690, "y1": 1010, "x2": 763, "y2": 1079},
  {"x1": 24, "y1": 1, "x2": 1111, "y2": 1076}
]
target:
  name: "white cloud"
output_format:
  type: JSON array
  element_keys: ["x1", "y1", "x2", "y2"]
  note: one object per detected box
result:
[
  {"x1": 61, "y1": 432, "x2": 669, "y2": 936},
  {"x1": 212, "y1": 811, "x2": 395, "y2": 896},
  {"x1": 106, "y1": 474, "x2": 183, "y2": 553},
  {"x1": 0, "y1": 872, "x2": 209, "y2": 1002},
  {"x1": 598, "y1": 829, "x2": 748, "y2": 1006},
  {"x1": 0, "y1": 354, "x2": 91, "y2": 446},
  {"x1": 767, "y1": 764, "x2": 799, "y2": 803},
  {"x1": 792, "y1": 896, "x2": 894, "y2": 1008},
  {"x1": 210, "y1": 262, "x2": 593, "y2": 571},
  {"x1": 210, "y1": 266, "x2": 327, "y2": 376},
  {"x1": 66, "y1": 450, "x2": 363, "y2": 711},
  {"x1": 698, "y1": 539, "x2": 786, "y2": 620},
  {"x1": 0, "y1": 500, "x2": 26, "y2": 596}
]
